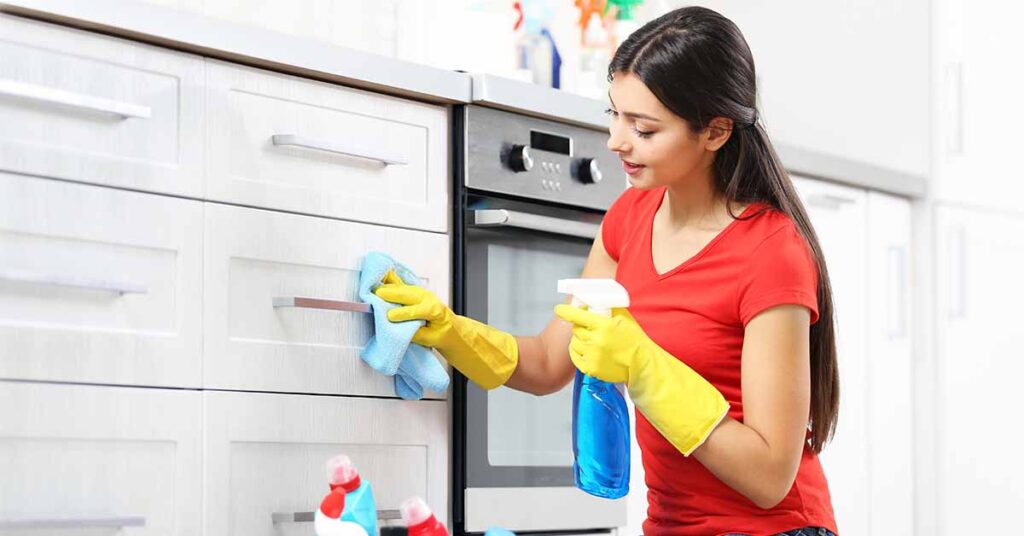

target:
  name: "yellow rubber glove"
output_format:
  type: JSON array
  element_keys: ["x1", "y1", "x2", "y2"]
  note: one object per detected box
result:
[
  {"x1": 374, "y1": 281, "x2": 518, "y2": 390},
  {"x1": 554, "y1": 304, "x2": 730, "y2": 456}
]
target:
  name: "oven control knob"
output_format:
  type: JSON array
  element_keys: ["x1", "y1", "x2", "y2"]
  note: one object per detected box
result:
[
  {"x1": 508, "y1": 145, "x2": 534, "y2": 173},
  {"x1": 575, "y1": 158, "x2": 603, "y2": 184}
]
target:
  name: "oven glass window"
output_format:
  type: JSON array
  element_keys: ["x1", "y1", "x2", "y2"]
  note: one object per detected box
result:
[{"x1": 483, "y1": 236, "x2": 588, "y2": 467}]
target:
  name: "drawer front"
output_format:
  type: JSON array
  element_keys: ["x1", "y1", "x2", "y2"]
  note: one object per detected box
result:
[
  {"x1": 0, "y1": 382, "x2": 202, "y2": 535},
  {"x1": 204, "y1": 202, "x2": 450, "y2": 398},
  {"x1": 205, "y1": 60, "x2": 448, "y2": 231},
  {"x1": 0, "y1": 15, "x2": 204, "y2": 197},
  {"x1": 204, "y1": 390, "x2": 449, "y2": 535},
  {"x1": 0, "y1": 173, "x2": 203, "y2": 387}
]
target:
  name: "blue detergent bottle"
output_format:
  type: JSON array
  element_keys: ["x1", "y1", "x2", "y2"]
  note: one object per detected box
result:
[
  {"x1": 558, "y1": 279, "x2": 631, "y2": 499},
  {"x1": 326, "y1": 454, "x2": 378, "y2": 536}
]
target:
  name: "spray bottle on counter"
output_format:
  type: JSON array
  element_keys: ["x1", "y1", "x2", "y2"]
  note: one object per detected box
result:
[
  {"x1": 326, "y1": 454, "x2": 378, "y2": 536},
  {"x1": 557, "y1": 278, "x2": 631, "y2": 499}
]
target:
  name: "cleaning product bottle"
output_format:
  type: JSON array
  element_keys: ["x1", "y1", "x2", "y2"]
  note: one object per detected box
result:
[
  {"x1": 557, "y1": 278, "x2": 631, "y2": 499},
  {"x1": 515, "y1": 0, "x2": 559, "y2": 87},
  {"x1": 577, "y1": 11, "x2": 611, "y2": 99},
  {"x1": 607, "y1": 0, "x2": 644, "y2": 49},
  {"x1": 399, "y1": 496, "x2": 448, "y2": 536},
  {"x1": 326, "y1": 454, "x2": 378, "y2": 536},
  {"x1": 314, "y1": 487, "x2": 370, "y2": 536}
]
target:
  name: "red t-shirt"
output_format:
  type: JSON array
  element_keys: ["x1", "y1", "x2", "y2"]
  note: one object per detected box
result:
[{"x1": 601, "y1": 187, "x2": 838, "y2": 536}]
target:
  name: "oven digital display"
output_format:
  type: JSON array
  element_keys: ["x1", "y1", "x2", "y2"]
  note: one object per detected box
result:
[{"x1": 530, "y1": 130, "x2": 573, "y2": 156}]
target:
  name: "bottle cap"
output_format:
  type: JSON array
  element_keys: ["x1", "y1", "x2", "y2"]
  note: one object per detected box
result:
[
  {"x1": 326, "y1": 454, "x2": 362, "y2": 492},
  {"x1": 399, "y1": 496, "x2": 434, "y2": 526}
]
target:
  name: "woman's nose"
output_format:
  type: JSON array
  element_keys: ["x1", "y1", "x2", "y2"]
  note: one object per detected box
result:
[{"x1": 606, "y1": 125, "x2": 630, "y2": 154}]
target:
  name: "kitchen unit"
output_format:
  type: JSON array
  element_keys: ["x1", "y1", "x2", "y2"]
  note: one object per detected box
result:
[
  {"x1": 0, "y1": 1, "x2": 926, "y2": 535},
  {"x1": 0, "y1": 8, "x2": 455, "y2": 533}
]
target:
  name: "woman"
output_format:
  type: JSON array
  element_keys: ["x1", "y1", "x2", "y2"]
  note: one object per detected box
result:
[{"x1": 376, "y1": 6, "x2": 839, "y2": 536}]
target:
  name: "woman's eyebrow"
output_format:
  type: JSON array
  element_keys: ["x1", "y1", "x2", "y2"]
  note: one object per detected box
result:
[{"x1": 608, "y1": 94, "x2": 662, "y2": 122}]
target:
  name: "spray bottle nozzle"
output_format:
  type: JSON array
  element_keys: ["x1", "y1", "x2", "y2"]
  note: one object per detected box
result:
[{"x1": 556, "y1": 278, "x2": 630, "y2": 316}]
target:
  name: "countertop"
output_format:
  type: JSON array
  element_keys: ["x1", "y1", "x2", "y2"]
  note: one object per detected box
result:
[{"x1": 0, "y1": 0, "x2": 926, "y2": 198}]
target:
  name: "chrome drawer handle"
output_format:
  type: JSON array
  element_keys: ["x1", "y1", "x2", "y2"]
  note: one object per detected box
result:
[
  {"x1": 0, "y1": 270, "x2": 148, "y2": 295},
  {"x1": 272, "y1": 296, "x2": 371, "y2": 313},
  {"x1": 272, "y1": 509, "x2": 402, "y2": 523},
  {"x1": 0, "y1": 516, "x2": 146, "y2": 529},
  {"x1": 271, "y1": 134, "x2": 409, "y2": 166},
  {"x1": 0, "y1": 79, "x2": 152, "y2": 119},
  {"x1": 472, "y1": 209, "x2": 600, "y2": 240}
]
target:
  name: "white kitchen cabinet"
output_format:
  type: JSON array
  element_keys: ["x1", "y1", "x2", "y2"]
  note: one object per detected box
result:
[
  {"x1": 204, "y1": 390, "x2": 449, "y2": 535},
  {"x1": 793, "y1": 176, "x2": 869, "y2": 536},
  {"x1": 205, "y1": 60, "x2": 449, "y2": 232},
  {"x1": 0, "y1": 382, "x2": 202, "y2": 535},
  {"x1": 0, "y1": 14, "x2": 205, "y2": 197},
  {"x1": 934, "y1": 205, "x2": 1024, "y2": 533},
  {"x1": 203, "y1": 202, "x2": 450, "y2": 399},
  {"x1": 0, "y1": 172, "x2": 203, "y2": 388},
  {"x1": 933, "y1": 2, "x2": 1024, "y2": 209},
  {"x1": 866, "y1": 192, "x2": 913, "y2": 534},
  {"x1": 686, "y1": 0, "x2": 930, "y2": 177}
]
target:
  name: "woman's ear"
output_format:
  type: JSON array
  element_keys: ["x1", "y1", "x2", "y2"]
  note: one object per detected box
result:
[{"x1": 703, "y1": 116, "x2": 734, "y2": 152}]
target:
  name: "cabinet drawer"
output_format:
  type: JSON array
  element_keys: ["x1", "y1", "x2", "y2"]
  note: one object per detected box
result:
[
  {"x1": 204, "y1": 202, "x2": 450, "y2": 398},
  {"x1": 205, "y1": 60, "x2": 448, "y2": 231},
  {"x1": 204, "y1": 390, "x2": 449, "y2": 535},
  {"x1": 0, "y1": 173, "x2": 202, "y2": 387},
  {"x1": 0, "y1": 382, "x2": 202, "y2": 535},
  {"x1": 0, "y1": 15, "x2": 204, "y2": 196}
]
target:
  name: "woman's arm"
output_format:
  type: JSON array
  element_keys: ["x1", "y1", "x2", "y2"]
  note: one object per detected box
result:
[
  {"x1": 690, "y1": 304, "x2": 813, "y2": 509},
  {"x1": 505, "y1": 224, "x2": 618, "y2": 395}
]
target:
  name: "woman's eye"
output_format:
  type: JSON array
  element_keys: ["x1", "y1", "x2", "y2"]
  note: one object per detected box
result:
[
  {"x1": 604, "y1": 108, "x2": 618, "y2": 117},
  {"x1": 632, "y1": 126, "x2": 654, "y2": 139}
]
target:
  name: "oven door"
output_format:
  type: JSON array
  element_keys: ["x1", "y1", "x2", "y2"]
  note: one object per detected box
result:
[{"x1": 458, "y1": 198, "x2": 627, "y2": 534}]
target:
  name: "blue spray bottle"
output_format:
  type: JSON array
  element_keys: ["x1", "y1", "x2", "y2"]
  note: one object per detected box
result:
[{"x1": 557, "y1": 278, "x2": 631, "y2": 499}]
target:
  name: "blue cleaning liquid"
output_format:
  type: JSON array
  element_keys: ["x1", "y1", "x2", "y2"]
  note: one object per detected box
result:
[{"x1": 572, "y1": 369, "x2": 630, "y2": 499}]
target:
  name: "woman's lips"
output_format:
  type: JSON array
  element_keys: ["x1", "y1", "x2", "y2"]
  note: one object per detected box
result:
[{"x1": 622, "y1": 160, "x2": 646, "y2": 176}]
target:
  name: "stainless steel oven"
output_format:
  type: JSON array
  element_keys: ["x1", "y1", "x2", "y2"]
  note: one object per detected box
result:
[{"x1": 452, "y1": 105, "x2": 625, "y2": 534}]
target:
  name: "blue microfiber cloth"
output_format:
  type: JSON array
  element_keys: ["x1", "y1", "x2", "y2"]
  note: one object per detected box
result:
[{"x1": 358, "y1": 252, "x2": 450, "y2": 400}]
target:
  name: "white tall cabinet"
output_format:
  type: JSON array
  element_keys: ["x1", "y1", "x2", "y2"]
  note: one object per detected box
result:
[{"x1": 928, "y1": 1, "x2": 1024, "y2": 533}]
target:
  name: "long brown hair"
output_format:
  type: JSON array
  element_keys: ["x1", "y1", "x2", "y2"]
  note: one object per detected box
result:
[{"x1": 609, "y1": 6, "x2": 839, "y2": 452}]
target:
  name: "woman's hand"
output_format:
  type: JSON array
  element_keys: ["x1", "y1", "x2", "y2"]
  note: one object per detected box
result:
[
  {"x1": 374, "y1": 282, "x2": 519, "y2": 390},
  {"x1": 553, "y1": 305, "x2": 645, "y2": 384},
  {"x1": 555, "y1": 302, "x2": 730, "y2": 457}
]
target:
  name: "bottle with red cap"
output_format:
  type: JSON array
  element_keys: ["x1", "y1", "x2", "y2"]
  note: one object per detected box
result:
[
  {"x1": 400, "y1": 496, "x2": 447, "y2": 536},
  {"x1": 327, "y1": 454, "x2": 378, "y2": 536},
  {"x1": 314, "y1": 487, "x2": 369, "y2": 536}
]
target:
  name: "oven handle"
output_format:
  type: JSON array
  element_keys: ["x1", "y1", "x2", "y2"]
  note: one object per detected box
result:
[{"x1": 471, "y1": 209, "x2": 600, "y2": 240}]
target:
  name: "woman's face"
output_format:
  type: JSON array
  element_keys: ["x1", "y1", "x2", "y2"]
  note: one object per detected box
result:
[{"x1": 605, "y1": 72, "x2": 717, "y2": 190}]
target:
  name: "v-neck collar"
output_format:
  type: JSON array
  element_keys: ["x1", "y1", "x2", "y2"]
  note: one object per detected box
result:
[{"x1": 646, "y1": 190, "x2": 763, "y2": 280}]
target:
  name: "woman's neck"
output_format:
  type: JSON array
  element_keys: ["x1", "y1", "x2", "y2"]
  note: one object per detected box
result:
[{"x1": 661, "y1": 167, "x2": 726, "y2": 230}]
